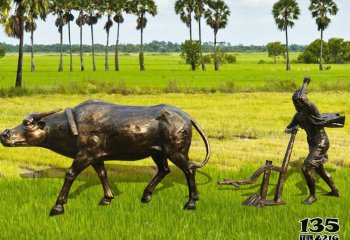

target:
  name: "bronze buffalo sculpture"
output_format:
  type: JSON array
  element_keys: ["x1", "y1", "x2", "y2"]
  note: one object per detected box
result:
[{"x1": 0, "y1": 99, "x2": 210, "y2": 216}]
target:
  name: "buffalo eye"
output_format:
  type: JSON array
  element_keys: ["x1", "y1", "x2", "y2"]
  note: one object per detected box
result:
[
  {"x1": 23, "y1": 119, "x2": 34, "y2": 126},
  {"x1": 37, "y1": 121, "x2": 46, "y2": 129}
]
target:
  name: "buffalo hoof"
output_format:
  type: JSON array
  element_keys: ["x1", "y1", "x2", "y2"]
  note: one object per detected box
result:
[
  {"x1": 49, "y1": 204, "x2": 64, "y2": 216},
  {"x1": 99, "y1": 197, "x2": 113, "y2": 206},
  {"x1": 141, "y1": 193, "x2": 152, "y2": 203},
  {"x1": 184, "y1": 201, "x2": 196, "y2": 210}
]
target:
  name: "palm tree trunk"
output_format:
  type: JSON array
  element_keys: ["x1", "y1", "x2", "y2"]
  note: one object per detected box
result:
[
  {"x1": 105, "y1": 15, "x2": 110, "y2": 71},
  {"x1": 214, "y1": 30, "x2": 218, "y2": 71},
  {"x1": 91, "y1": 16, "x2": 96, "y2": 71},
  {"x1": 285, "y1": 25, "x2": 290, "y2": 71},
  {"x1": 115, "y1": 22, "x2": 120, "y2": 71},
  {"x1": 79, "y1": 10, "x2": 84, "y2": 72},
  {"x1": 319, "y1": 29, "x2": 324, "y2": 70},
  {"x1": 199, "y1": 17, "x2": 205, "y2": 71},
  {"x1": 58, "y1": 29, "x2": 63, "y2": 72},
  {"x1": 58, "y1": 14, "x2": 63, "y2": 72},
  {"x1": 16, "y1": 5, "x2": 25, "y2": 87},
  {"x1": 189, "y1": 12, "x2": 192, "y2": 41},
  {"x1": 140, "y1": 15, "x2": 145, "y2": 71},
  {"x1": 30, "y1": 27, "x2": 35, "y2": 72},
  {"x1": 68, "y1": 20, "x2": 73, "y2": 72}
]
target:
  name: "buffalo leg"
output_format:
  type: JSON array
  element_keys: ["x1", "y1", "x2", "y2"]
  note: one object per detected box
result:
[
  {"x1": 92, "y1": 161, "x2": 114, "y2": 205},
  {"x1": 169, "y1": 153, "x2": 198, "y2": 210},
  {"x1": 50, "y1": 153, "x2": 93, "y2": 216},
  {"x1": 141, "y1": 153, "x2": 170, "y2": 203}
]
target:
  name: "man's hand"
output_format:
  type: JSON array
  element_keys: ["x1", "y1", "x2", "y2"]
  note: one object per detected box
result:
[{"x1": 285, "y1": 126, "x2": 299, "y2": 134}]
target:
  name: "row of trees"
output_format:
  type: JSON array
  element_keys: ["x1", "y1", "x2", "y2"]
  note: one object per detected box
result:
[
  {"x1": 273, "y1": 0, "x2": 338, "y2": 71},
  {"x1": 0, "y1": 0, "x2": 159, "y2": 87},
  {"x1": 266, "y1": 38, "x2": 350, "y2": 65},
  {"x1": 0, "y1": 0, "x2": 232, "y2": 87},
  {"x1": 175, "y1": 0, "x2": 230, "y2": 71},
  {"x1": 0, "y1": 0, "x2": 344, "y2": 87},
  {"x1": 3, "y1": 41, "x2": 308, "y2": 53},
  {"x1": 298, "y1": 38, "x2": 350, "y2": 64}
]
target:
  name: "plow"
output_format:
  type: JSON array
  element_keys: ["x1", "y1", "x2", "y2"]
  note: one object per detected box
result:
[{"x1": 219, "y1": 128, "x2": 299, "y2": 207}]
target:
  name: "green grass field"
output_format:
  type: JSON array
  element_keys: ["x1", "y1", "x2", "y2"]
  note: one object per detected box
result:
[
  {"x1": 1, "y1": 52, "x2": 350, "y2": 94},
  {"x1": 0, "y1": 93, "x2": 349, "y2": 239}
]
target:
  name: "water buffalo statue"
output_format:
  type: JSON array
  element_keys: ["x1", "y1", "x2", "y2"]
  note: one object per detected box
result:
[{"x1": 0, "y1": 99, "x2": 210, "y2": 216}]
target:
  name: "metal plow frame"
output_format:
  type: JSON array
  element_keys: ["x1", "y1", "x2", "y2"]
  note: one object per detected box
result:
[{"x1": 219, "y1": 130, "x2": 298, "y2": 207}]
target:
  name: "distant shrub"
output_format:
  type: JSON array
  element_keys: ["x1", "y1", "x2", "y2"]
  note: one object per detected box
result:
[
  {"x1": 257, "y1": 59, "x2": 265, "y2": 64},
  {"x1": 263, "y1": 79, "x2": 297, "y2": 92},
  {"x1": 225, "y1": 54, "x2": 236, "y2": 64},
  {"x1": 219, "y1": 81, "x2": 236, "y2": 93},
  {"x1": 165, "y1": 80, "x2": 180, "y2": 93},
  {"x1": 202, "y1": 54, "x2": 212, "y2": 64},
  {"x1": 180, "y1": 40, "x2": 201, "y2": 70},
  {"x1": 0, "y1": 45, "x2": 5, "y2": 58}
]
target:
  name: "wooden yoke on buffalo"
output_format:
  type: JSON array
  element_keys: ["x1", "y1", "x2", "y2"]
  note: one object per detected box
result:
[{"x1": 218, "y1": 130, "x2": 299, "y2": 207}]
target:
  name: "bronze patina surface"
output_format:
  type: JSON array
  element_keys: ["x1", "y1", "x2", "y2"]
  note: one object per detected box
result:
[
  {"x1": 219, "y1": 128, "x2": 299, "y2": 207},
  {"x1": 285, "y1": 77, "x2": 345, "y2": 204},
  {"x1": 0, "y1": 99, "x2": 210, "y2": 216}
]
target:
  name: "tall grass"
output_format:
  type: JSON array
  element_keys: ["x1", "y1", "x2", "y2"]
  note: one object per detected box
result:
[
  {"x1": 0, "y1": 165, "x2": 349, "y2": 240},
  {"x1": 1, "y1": 53, "x2": 350, "y2": 97}
]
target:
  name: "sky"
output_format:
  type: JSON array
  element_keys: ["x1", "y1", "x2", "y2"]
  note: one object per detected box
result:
[{"x1": 0, "y1": 0, "x2": 349, "y2": 46}]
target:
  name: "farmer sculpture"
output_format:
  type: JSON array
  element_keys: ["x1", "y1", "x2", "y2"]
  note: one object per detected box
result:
[{"x1": 285, "y1": 77, "x2": 345, "y2": 204}]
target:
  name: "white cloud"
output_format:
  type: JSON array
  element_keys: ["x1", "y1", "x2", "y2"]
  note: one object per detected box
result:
[
  {"x1": 239, "y1": 0, "x2": 276, "y2": 7},
  {"x1": 155, "y1": 0, "x2": 172, "y2": 9}
]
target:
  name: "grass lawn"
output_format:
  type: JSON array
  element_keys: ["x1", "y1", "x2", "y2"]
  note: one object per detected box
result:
[
  {"x1": 0, "y1": 93, "x2": 349, "y2": 239},
  {"x1": 0, "y1": 52, "x2": 350, "y2": 93}
]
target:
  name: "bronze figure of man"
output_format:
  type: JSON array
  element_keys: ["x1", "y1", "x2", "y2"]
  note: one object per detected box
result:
[{"x1": 285, "y1": 77, "x2": 345, "y2": 204}]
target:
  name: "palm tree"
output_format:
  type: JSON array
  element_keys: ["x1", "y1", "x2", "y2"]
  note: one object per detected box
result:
[
  {"x1": 309, "y1": 0, "x2": 338, "y2": 70},
  {"x1": 84, "y1": 10, "x2": 100, "y2": 72},
  {"x1": 50, "y1": 0, "x2": 69, "y2": 72},
  {"x1": 175, "y1": 0, "x2": 195, "y2": 41},
  {"x1": 25, "y1": 0, "x2": 48, "y2": 72},
  {"x1": 1, "y1": 0, "x2": 48, "y2": 87},
  {"x1": 55, "y1": 10, "x2": 65, "y2": 72},
  {"x1": 104, "y1": 12, "x2": 113, "y2": 71},
  {"x1": 194, "y1": 0, "x2": 207, "y2": 71},
  {"x1": 63, "y1": 2, "x2": 75, "y2": 72},
  {"x1": 272, "y1": 0, "x2": 300, "y2": 71},
  {"x1": 24, "y1": 15, "x2": 37, "y2": 72},
  {"x1": 97, "y1": 1, "x2": 113, "y2": 71},
  {"x1": 74, "y1": 1, "x2": 88, "y2": 71},
  {"x1": 112, "y1": 0, "x2": 127, "y2": 71},
  {"x1": 128, "y1": 0, "x2": 157, "y2": 71},
  {"x1": 205, "y1": 0, "x2": 230, "y2": 71}
]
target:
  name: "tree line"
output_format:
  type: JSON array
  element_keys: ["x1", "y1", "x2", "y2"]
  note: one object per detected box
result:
[
  {"x1": 272, "y1": 0, "x2": 339, "y2": 71},
  {"x1": 0, "y1": 0, "x2": 234, "y2": 87},
  {"x1": 0, "y1": 0, "x2": 345, "y2": 87},
  {"x1": 0, "y1": 41, "x2": 308, "y2": 53}
]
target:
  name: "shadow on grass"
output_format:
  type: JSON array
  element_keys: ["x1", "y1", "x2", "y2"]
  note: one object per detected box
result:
[
  {"x1": 19, "y1": 164, "x2": 212, "y2": 200},
  {"x1": 218, "y1": 159, "x2": 337, "y2": 199}
]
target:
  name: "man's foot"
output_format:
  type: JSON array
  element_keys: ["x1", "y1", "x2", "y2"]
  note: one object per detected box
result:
[
  {"x1": 325, "y1": 191, "x2": 340, "y2": 197},
  {"x1": 303, "y1": 195, "x2": 317, "y2": 204}
]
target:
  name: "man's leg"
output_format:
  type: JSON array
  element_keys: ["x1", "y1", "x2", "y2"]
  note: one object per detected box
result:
[
  {"x1": 315, "y1": 164, "x2": 340, "y2": 197},
  {"x1": 302, "y1": 163, "x2": 317, "y2": 204}
]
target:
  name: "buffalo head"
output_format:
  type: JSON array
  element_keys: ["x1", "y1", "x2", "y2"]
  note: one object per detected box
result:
[{"x1": 0, "y1": 109, "x2": 61, "y2": 147}]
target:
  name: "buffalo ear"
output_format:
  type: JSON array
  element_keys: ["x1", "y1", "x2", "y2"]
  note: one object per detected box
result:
[{"x1": 37, "y1": 121, "x2": 46, "y2": 130}]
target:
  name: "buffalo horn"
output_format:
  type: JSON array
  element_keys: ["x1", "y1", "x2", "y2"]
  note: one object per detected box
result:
[{"x1": 33, "y1": 109, "x2": 63, "y2": 121}]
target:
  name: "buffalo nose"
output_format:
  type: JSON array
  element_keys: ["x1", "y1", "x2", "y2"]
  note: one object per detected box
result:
[{"x1": 1, "y1": 129, "x2": 10, "y2": 139}]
